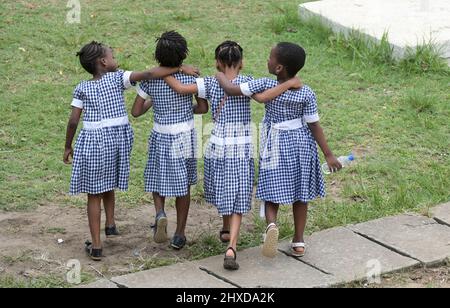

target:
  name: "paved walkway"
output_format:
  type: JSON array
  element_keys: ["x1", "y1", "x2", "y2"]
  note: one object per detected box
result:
[
  {"x1": 299, "y1": 0, "x2": 450, "y2": 64},
  {"x1": 82, "y1": 202, "x2": 450, "y2": 288}
]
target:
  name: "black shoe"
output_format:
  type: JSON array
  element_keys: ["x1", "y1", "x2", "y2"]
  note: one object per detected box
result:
[
  {"x1": 170, "y1": 234, "x2": 187, "y2": 250},
  {"x1": 85, "y1": 241, "x2": 103, "y2": 262},
  {"x1": 105, "y1": 225, "x2": 120, "y2": 238}
]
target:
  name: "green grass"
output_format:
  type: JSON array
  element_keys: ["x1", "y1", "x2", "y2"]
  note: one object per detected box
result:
[
  {"x1": 400, "y1": 41, "x2": 450, "y2": 74},
  {"x1": 0, "y1": 272, "x2": 94, "y2": 288},
  {"x1": 0, "y1": 0, "x2": 449, "y2": 272},
  {"x1": 129, "y1": 256, "x2": 179, "y2": 272}
]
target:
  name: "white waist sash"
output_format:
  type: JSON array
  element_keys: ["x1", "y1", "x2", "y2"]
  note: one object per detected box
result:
[
  {"x1": 272, "y1": 118, "x2": 303, "y2": 131},
  {"x1": 209, "y1": 135, "x2": 252, "y2": 146},
  {"x1": 83, "y1": 116, "x2": 129, "y2": 131},
  {"x1": 260, "y1": 119, "x2": 304, "y2": 167},
  {"x1": 153, "y1": 120, "x2": 194, "y2": 135}
]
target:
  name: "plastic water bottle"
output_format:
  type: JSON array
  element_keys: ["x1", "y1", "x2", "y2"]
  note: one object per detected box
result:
[{"x1": 322, "y1": 154, "x2": 355, "y2": 175}]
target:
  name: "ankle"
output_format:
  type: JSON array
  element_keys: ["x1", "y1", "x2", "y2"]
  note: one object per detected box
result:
[{"x1": 293, "y1": 236, "x2": 305, "y2": 243}]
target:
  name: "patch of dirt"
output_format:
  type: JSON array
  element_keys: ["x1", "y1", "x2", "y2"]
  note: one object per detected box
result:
[
  {"x1": 0, "y1": 202, "x2": 254, "y2": 283},
  {"x1": 347, "y1": 263, "x2": 450, "y2": 288},
  {"x1": 351, "y1": 145, "x2": 375, "y2": 161}
]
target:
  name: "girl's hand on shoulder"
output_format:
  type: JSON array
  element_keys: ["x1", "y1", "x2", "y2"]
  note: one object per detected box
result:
[
  {"x1": 64, "y1": 147, "x2": 74, "y2": 164},
  {"x1": 181, "y1": 65, "x2": 200, "y2": 77},
  {"x1": 288, "y1": 76, "x2": 303, "y2": 90},
  {"x1": 325, "y1": 154, "x2": 342, "y2": 173}
]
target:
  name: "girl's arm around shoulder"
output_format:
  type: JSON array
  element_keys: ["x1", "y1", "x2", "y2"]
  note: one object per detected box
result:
[
  {"x1": 164, "y1": 75, "x2": 199, "y2": 95},
  {"x1": 130, "y1": 65, "x2": 200, "y2": 83},
  {"x1": 252, "y1": 76, "x2": 302, "y2": 104},
  {"x1": 215, "y1": 72, "x2": 244, "y2": 96}
]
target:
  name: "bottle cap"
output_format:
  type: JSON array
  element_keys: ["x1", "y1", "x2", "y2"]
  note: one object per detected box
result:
[{"x1": 348, "y1": 154, "x2": 355, "y2": 161}]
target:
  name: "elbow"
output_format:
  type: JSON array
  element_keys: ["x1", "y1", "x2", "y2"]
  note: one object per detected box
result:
[
  {"x1": 131, "y1": 110, "x2": 140, "y2": 118},
  {"x1": 194, "y1": 105, "x2": 209, "y2": 115},
  {"x1": 223, "y1": 88, "x2": 235, "y2": 96},
  {"x1": 307, "y1": 121, "x2": 319, "y2": 129},
  {"x1": 131, "y1": 106, "x2": 141, "y2": 118}
]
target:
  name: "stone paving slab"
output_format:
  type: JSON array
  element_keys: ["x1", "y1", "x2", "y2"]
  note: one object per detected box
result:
[
  {"x1": 431, "y1": 202, "x2": 450, "y2": 226},
  {"x1": 79, "y1": 279, "x2": 118, "y2": 288},
  {"x1": 111, "y1": 262, "x2": 233, "y2": 288},
  {"x1": 280, "y1": 227, "x2": 419, "y2": 284},
  {"x1": 349, "y1": 214, "x2": 450, "y2": 265},
  {"x1": 299, "y1": 0, "x2": 450, "y2": 61},
  {"x1": 197, "y1": 246, "x2": 336, "y2": 288}
]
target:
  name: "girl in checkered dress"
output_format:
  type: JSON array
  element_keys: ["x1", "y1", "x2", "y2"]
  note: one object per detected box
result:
[
  {"x1": 132, "y1": 31, "x2": 208, "y2": 250},
  {"x1": 164, "y1": 41, "x2": 301, "y2": 270},
  {"x1": 64, "y1": 41, "x2": 197, "y2": 261},
  {"x1": 216, "y1": 42, "x2": 342, "y2": 259}
]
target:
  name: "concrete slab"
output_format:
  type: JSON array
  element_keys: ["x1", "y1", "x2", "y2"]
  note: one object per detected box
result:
[
  {"x1": 299, "y1": 0, "x2": 450, "y2": 61},
  {"x1": 349, "y1": 214, "x2": 450, "y2": 265},
  {"x1": 111, "y1": 262, "x2": 232, "y2": 288},
  {"x1": 79, "y1": 279, "x2": 118, "y2": 288},
  {"x1": 432, "y1": 202, "x2": 450, "y2": 226},
  {"x1": 197, "y1": 246, "x2": 336, "y2": 288},
  {"x1": 280, "y1": 227, "x2": 419, "y2": 284}
]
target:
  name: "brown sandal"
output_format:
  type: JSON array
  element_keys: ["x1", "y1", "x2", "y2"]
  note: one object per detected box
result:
[{"x1": 223, "y1": 247, "x2": 239, "y2": 271}]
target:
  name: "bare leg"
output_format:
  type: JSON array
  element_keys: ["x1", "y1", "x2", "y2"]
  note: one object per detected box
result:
[
  {"x1": 87, "y1": 194, "x2": 102, "y2": 249},
  {"x1": 221, "y1": 215, "x2": 231, "y2": 242},
  {"x1": 153, "y1": 192, "x2": 166, "y2": 214},
  {"x1": 265, "y1": 201, "x2": 279, "y2": 225},
  {"x1": 226, "y1": 214, "x2": 242, "y2": 257},
  {"x1": 103, "y1": 190, "x2": 115, "y2": 228},
  {"x1": 262, "y1": 201, "x2": 280, "y2": 258},
  {"x1": 175, "y1": 188, "x2": 191, "y2": 237},
  {"x1": 293, "y1": 201, "x2": 308, "y2": 253}
]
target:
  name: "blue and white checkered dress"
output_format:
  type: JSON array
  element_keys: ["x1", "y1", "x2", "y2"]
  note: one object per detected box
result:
[
  {"x1": 69, "y1": 70, "x2": 135, "y2": 195},
  {"x1": 138, "y1": 73, "x2": 197, "y2": 197},
  {"x1": 241, "y1": 78, "x2": 325, "y2": 205},
  {"x1": 197, "y1": 76, "x2": 255, "y2": 216}
]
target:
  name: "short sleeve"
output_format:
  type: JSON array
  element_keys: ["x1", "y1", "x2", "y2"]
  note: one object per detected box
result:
[
  {"x1": 196, "y1": 78, "x2": 206, "y2": 99},
  {"x1": 239, "y1": 78, "x2": 273, "y2": 97},
  {"x1": 71, "y1": 84, "x2": 84, "y2": 109},
  {"x1": 196, "y1": 76, "x2": 214, "y2": 100},
  {"x1": 303, "y1": 89, "x2": 320, "y2": 123},
  {"x1": 137, "y1": 81, "x2": 151, "y2": 100},
  {"x1": 115, "y1": 70, "x2": 137, "y2": 90}
]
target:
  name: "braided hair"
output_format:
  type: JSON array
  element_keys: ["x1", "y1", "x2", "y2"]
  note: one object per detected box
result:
[
  {"x1": 155, "y1": 31, "x2": 189, "y2": 67},
  {"x1": 76, "y1": 41, "x2": 107, "y2": 75},
  {"x1": 215, "y1": 41, "x2": 243, "y2": 68}
]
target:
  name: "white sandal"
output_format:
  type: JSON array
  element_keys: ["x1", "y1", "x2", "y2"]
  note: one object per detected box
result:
[
  {"x1": 262, "y1": 223, "x2": 279, "y2": 258},
  {"x1": 291, "y1": 242, "x2": 306, "y2": 257}
]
